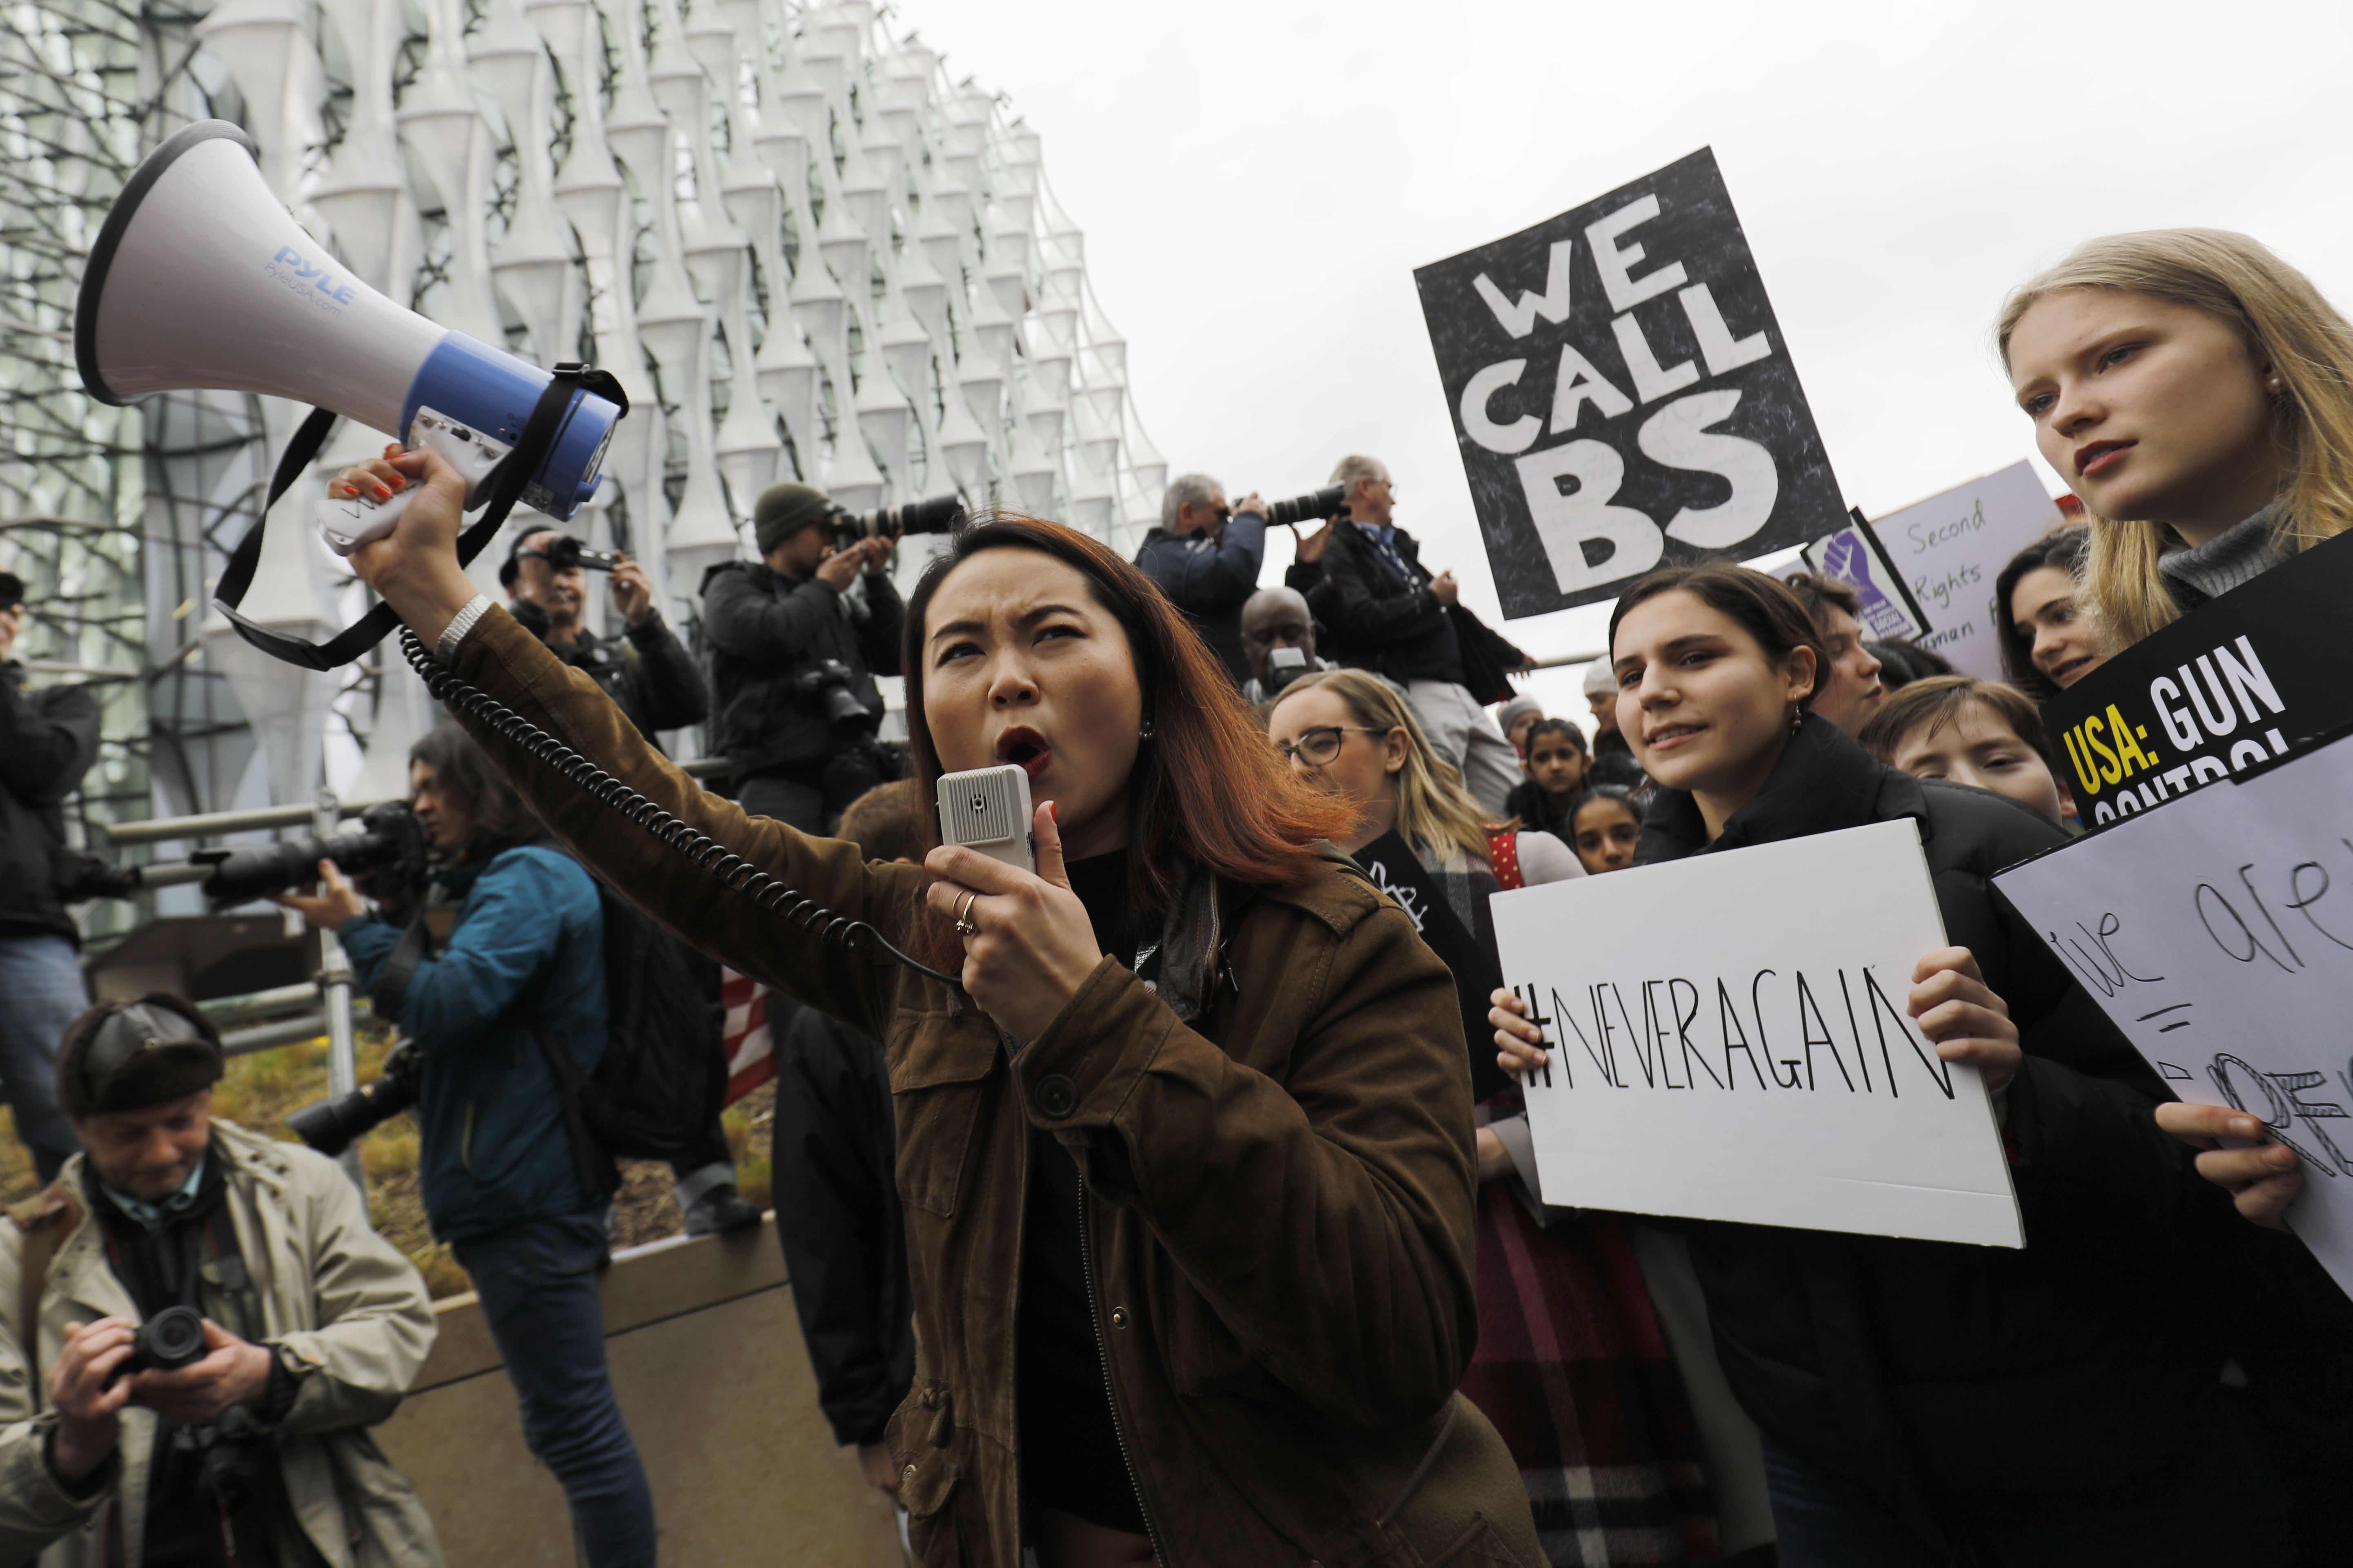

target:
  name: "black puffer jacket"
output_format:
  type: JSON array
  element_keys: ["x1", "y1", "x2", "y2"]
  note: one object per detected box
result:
[
  {"x1": 1638, "y1": 717, "x2": 2244, "y2": 1536},
  {"x1": 0, "y1": 663, "x2": 102, "y2": 943},
  {"x1": 701, "y1": 561, "x2": 903, "y2": 780}
]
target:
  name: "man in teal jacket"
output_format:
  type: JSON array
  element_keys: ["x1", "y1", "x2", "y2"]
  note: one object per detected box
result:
[{"x1": 280, "y1": 724, "x2": 654, "y2": 1568}]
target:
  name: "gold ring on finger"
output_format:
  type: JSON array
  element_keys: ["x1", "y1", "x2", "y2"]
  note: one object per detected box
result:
[{"x1": 954, "y1": 890, "x2": 980, "y2": 937}]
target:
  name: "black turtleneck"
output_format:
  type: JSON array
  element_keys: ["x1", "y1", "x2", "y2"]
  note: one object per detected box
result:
[
  {"x1": 1017, "y1": 850, "x2": 1149, "y2": 1535},
  {"x1": 1636, "y1": 714, "x2": 1908, "y2": 865}
]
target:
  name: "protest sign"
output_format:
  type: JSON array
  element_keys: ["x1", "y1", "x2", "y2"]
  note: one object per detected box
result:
[
  {"x1": 1491, "y1": 819, "x2": 2020, "y2": 1246},
  {"x1": 1415, "y1": 147, "x2": 1845, "y2": 618},
  {"x1": 1861, "y1": 462, "x2": 2064, "y2": 678},
  {"x1": 1801, "y1": 508, "x2": 1929, "y2": 642},
  {"x1": 2044, "y1": 527, "x2": 2353, "y2": 830},
  {"x1": 1994, "y1": 729, "x2": 2353, "y2": 1301},
  {"x1": 1351, "y1": 830, "x2": 1512, "y2": 1103}
]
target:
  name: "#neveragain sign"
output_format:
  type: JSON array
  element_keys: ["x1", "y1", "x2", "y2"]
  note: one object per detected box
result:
[
  {"x1": 1995, "y1": 730, "x2": 2353, "y2": 1300},
  {"x1": 1492, "y1": 818, "x2": 2021, "y2": 1246}
]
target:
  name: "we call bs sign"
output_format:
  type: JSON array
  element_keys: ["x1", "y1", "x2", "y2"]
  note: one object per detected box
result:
[{"x1": 1415, "y1": 148, "x2": 1845, "y2": 618}]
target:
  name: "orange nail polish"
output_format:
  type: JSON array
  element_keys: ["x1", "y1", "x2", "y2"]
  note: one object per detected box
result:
[{"x1": 387, "y1": 476, "x2": 406, "y2": 491}]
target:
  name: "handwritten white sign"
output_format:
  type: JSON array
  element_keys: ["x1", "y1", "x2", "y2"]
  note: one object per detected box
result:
[
  {"x1": 1493, "y1": 818, "x2": 2021, "y2": 1246},
  {"x1": 1994, "y1": 732, "x2": 2353, "y2": 1299},
  {"x1": 1867, "y1": 461, "x2": 2063, "y2": 680}
]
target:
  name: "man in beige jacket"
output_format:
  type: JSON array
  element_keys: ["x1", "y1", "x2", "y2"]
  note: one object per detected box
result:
[{"x1": 0, "y1": 995, "x2": 442, "y2": 1567}]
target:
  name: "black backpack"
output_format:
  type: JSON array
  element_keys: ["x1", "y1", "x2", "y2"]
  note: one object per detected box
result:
[{"x1": 529, "y1": 882, "x2": 731, "y2": 1195}]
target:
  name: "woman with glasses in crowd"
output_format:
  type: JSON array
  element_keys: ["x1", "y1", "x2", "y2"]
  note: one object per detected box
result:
[
  {"x1": 329, "y1": 448, "x2": 1543, "y2": 1568},
  {"x1": 1490, "y1": 562, "x2": 2271, "y2": 1566},
  {"x1": 1269, "y1": 670, "x2": 1754, "y2": 1566}
]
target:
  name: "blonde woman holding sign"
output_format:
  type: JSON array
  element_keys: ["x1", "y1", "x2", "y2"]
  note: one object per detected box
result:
[
  {"x1": 1490, "y1": 564, "x2": 2270, "y2": 1566},
  {"x1": 1999, "y1": 229, "x2": 2353, "y2": 649}
]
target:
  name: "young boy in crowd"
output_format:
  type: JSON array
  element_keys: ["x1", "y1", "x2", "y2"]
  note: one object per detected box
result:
[{"x1": 1857, "y1": 674, "x2": 2075, "y2": 828}]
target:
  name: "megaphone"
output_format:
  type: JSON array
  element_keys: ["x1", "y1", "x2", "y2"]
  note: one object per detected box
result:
[{"x1": 75, "y1": 120, "x2": 627, "y2": 668}]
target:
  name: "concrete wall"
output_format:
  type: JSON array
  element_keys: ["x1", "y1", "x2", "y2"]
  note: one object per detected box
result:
[{"x1": 376, "y1": 1219, "x2": 904, "y2": 1567}]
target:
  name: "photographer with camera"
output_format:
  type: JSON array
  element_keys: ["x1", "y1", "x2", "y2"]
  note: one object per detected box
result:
[
  {"x1": 493, "y1": 529, "x2": 751, "y2": 1237},
  {"x1": 497, "y1": 528, "x2": 708, "y2": 742},
  {"x1": 1131, "y1": 474, "x2": 1267, "y2": 688},
  {"x1": 0, "y1": 994, "x2": 441, "y2": 1566},
  {"x1": 1285, "y1": 458, "x2": 1529, "y2": 816},
  {"x1": 1, "y1": 572, "x2": 141, "y2": 1186},
  {"x1": 276, "y1": 724, "x2": 655, "y2": 1568},
  {"x1": 703, "y1": 482, "x2": 902, "y2": 835},
  {"x1": 1236, "y1": 585, "x2": 1327, "y2": 707}
]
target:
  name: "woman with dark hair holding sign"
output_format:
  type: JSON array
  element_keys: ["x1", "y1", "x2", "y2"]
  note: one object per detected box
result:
[
  {"x1": 1489, "y1": 563, "x2": 2265, "y2": 1565},
  {"x1": 330, "y1": 445, "x2": 1543, "y2": 1568},
  {"x1": 1268, "y1": 670, "x2": 1750, "y2": 1566}
]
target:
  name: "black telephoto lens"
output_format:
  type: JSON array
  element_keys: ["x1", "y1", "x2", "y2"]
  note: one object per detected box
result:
[
  {"x1": 834, "y1": 493, "x2": 965, "y2": 542},
  {"x1": 195, "y1": 801, "x2": 426, "y2": 907},
  {"x1": 285, "y1": 1046, "x2": 422, "y2": 1157},
  {"x1": 1265, "y1": 485, "x2": 1347, "y2": 528}
]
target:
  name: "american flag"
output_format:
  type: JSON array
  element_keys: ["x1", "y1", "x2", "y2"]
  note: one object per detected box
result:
[{"x1": 720, "y1": 968, "x2": 776, "y2": 1105}]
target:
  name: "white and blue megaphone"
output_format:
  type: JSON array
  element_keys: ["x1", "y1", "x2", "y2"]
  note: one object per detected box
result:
[{"x1": 75, "y1": 120, "x2": 627, "y2": 669}]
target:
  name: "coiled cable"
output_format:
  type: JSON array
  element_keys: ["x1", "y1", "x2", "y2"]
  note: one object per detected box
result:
[{"x1": 401, "y1": 627, "x2": 959, "y2": 985}]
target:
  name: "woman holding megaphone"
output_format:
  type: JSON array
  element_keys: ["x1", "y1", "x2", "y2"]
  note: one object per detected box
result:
[
  {"x1": 1487, "y1": 564, "x2": 2273, "y2": 1566},
  {"x1": 332, "y1": 449, "x2": 1544, "y2": 1568}
]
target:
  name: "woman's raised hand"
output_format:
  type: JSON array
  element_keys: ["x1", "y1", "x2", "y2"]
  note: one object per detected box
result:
[
  {"x1": 1908, "y1": 947, "x2": 2021, "y2": 1094},
  {"x1": 924, "y1": 801, "x2": 1105, "y2": 1043},
  {"x1": 331, "y1": 446, "x2": 477, "y2": 645},
  {"x1": 2154, "y1": 1101, "x2": 2304, "y2": 1229},
  {"x1": 1490, "y1": 987, "x2": 1548, "y2": 1081}
]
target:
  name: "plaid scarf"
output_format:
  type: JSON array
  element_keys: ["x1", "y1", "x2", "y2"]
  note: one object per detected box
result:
[{"x1": 1460, "y1": 1180, "x2": 1720, "y2": 1564}]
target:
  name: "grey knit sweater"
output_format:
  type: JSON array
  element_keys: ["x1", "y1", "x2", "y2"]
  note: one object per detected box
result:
[{"x1": 2158, "y1": 502, "x2": 2288, "y2": 609}]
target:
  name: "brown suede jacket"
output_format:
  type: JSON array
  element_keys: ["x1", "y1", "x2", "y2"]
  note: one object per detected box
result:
[{"x1": 442, "y1": 609, "x2": 1541, "y2": 1568}]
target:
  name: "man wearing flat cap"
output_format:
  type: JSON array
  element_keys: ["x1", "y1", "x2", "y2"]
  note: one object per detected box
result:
[
  {"x1": 0, "y1": 995, "x2": 441, "y2": 1566},
  {"x1": 700, "y1": 482, "x2": 902, "y2": 834}
]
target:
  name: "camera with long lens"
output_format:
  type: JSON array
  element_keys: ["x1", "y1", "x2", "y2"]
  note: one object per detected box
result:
[
  {"x1": 195, "y1": 801, "x2": 429, "y2": 909},
  {"x1": 828, "y1": 493, "x2": 965, "y2": 545},
  {"x1": 795, "y1": 658, "x2": 881, "y2": 735},
  {"x1": 105, "y1": 1303, "x2": 207, "y2": 1387},
  {"x1": 532, "y1": 533, "x2": 623, "y2": 574},
  {"x1": 1265, "y1": 485, "x2": 1347, "y2": 528},
  {"x1": 286, "y1": 1042, "x2": 421, "y2": 1158}
]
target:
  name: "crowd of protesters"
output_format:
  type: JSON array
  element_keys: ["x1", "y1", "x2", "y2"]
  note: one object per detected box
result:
[{"x1": 1, "y1": 221, "x2": 2349, "y2": 1567}]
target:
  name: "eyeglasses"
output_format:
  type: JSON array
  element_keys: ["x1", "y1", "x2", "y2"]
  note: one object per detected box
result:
[{"x1": 1274, "y1": 726, "x2": 1384, "y2": 766}]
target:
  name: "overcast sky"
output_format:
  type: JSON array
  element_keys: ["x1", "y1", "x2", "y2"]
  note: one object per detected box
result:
[{"x1": 916, "y1": 0, "x2": 2353, "y2": 714}]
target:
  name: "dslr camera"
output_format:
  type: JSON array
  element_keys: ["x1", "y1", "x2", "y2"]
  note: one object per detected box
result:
[
  {"x1": 527, "y1": 533, "x2": 624, "y2": 574},
  {"x1": 195, "y1": 800, "x2": 428, "y2": 909},
  {"x1": 286, "y1": 1041, "x2": 421, "y2": 1158},
  {"x1": 796, "y1": 658, "x2": 881, "y2": 734},
  {"x1": 105, "y1": 1303, "x2": 207, "y2": 1386},
  {"x1": 828, "y1": 493, "x2": 965, "y2": 545}
]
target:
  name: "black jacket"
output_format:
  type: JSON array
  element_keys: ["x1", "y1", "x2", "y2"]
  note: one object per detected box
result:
[
  {"x1": 1287, "y1": 521, "x2": 1462, "y2": 686},
  {"x1": 542, "y1": 616, "x2": 707, "y2": 743},
  {"x1": 1132, "y1": 512, "x2": 1265, "y2": 687},
  {"x1": 1289, "y1": 522, "x2": 1527, "y2": 696},
  {"x1": 701, "y1": 562, "x2": 904, "y2": 779},
  {"x1": 0, "y1": 663, "x2": 103, "y2": 944},
  {"x1": 1638, "y1": 717, "x2": 2244, "y2": 1532}
]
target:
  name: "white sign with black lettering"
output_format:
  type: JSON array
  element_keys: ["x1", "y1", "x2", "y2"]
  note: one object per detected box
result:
[
  {"x1": 1415, "y1": 147, "x2": 1846, "y2": 618},
  {"x1": 1493, "y1": 819, "x2": 2021, "y2": 1246},
  {"x1": 1994, "y1": 732, "x2": 2353, "y2": 1300},
  {"x1": 1865, "y1": 462, "x2": 2065, "y2": 680}
]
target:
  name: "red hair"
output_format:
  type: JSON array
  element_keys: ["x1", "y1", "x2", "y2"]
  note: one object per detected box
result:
[{"x1": 901, "y1": 514, "x2": 1355, "y2": 920}]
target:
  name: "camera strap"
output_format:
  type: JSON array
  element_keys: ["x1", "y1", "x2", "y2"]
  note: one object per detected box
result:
[{"x1": 213, "y1": 363, "x2": 630, "y2": 672}]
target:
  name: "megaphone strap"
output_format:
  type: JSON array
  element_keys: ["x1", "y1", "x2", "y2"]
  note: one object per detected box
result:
[{"x1": 212, "y1": 363, "x2": 628, "y2": 672}]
